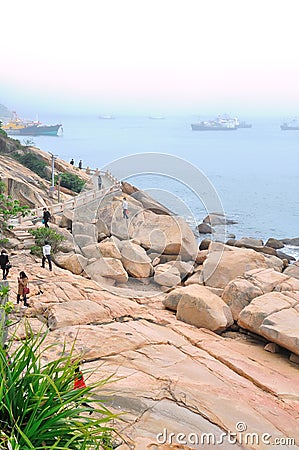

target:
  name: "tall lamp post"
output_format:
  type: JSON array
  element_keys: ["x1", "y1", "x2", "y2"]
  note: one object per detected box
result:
[{"x1": 49, "y1": 152, "x2": 57, "y2": 198}]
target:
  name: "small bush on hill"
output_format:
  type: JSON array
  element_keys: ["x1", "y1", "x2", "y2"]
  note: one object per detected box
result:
[
  {"x1": 29, "y1": 227, "x2": 65, "y2": 257},
  {"x1": 13, "y1": 152, "x2": 50, "y2": 180},
  {"x1": 56, "y1": 172, "x2": 85, "y2": 193},
  {"x1": 0, "y1": 121, "x2": 7, "y2": 137},
  {"x1": 0, "y1": 180, "x2": 29, "y2": 234}
]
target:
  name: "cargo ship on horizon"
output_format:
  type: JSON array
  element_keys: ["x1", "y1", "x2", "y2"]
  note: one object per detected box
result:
[
  {"x1": 191, "y1": 115, "x2": 252, "y2": 131},
  {"x1": 280, "y1": 119, "x2": 299, "y2": 130},
  {"x1": 3, "y1": 111, "x2": 62, "y2": 136}
]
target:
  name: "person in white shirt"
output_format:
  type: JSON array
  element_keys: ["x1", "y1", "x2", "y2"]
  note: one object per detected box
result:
[
  {"x1": 42, "y1": 241, "x2": 52, "y2": 271},
  {"x1": 122, "y1": 197, "x2": 129, "y2": 219}
]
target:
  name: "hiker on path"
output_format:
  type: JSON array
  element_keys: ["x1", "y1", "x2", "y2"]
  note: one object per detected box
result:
[
  {"x1": 70, "y1": 158, "x2": 74, "y2": 165},
  {"x1": 98, "y1": 175, "x2": 102, "y2": 190},
  {"x1": 42, "y1": 241, "x2": 52, "y2": 271},
  {"x1": 0, "y1": 249, "x2": 10, "y2": 280},
  {"x1": 122, "y1": 197, "x2": 129, "y2": 219},
  {"x1": 42, "y1": 208, "x2": 51, "y2": 228},
  {"x1": 78, "y1": 160, "x2": 82, "y2": 169},
  {"x1": 17, "y1": 271, "x2": 29, "y2": 307}
]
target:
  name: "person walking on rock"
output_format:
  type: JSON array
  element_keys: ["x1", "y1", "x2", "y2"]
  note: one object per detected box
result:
[
  {"x1": 43, "y1": 208, "x2": 51, "y2": 228},
  {"x1": 17, "y1": 271, "x2": 29, "y2": 307},
  {"x1": 78, "y1": 160, "x2": 82, "y2": 170},
  {"x1": 122, "y1": 197, "x2": 129, "y2": 219},
  {"x1": 70, "y1": 158, "x2": 74, "y2": 165},
  {"x1": 42, "y1": 241, "x2": 52, "y2": 271},
  {"x1": 0, "y1": 249, "x2": 10, "y2": 280}
]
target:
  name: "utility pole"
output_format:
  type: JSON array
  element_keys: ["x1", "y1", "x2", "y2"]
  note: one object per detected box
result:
[
  {"x1": 57, "y1": 174, "x2": 61, "y2": 203},
  {"x1": 48, "y1": 152, "x2": 57, "y2": 198}
]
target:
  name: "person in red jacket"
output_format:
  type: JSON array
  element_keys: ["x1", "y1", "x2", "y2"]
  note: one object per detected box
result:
[
  {"x1": 74, "y1": 367, "x2": 87, "y2": 389},
  {"x1": 73, "y1": 366, "x2": 94, "y2": 414}
]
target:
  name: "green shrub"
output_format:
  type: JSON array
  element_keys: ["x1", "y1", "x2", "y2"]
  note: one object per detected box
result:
[
  {"x1": 0, "y1": 186, "x2": 29, "y2": 234},
  {"x1": 0, "y1": 330, "x2": 116, "y2": 449},
  {"x1": 0, "y1": 121, "x2": 7, "y2": 137},
  {"x1": 29, "y1": 227, "x2": 65, "y2": 257},
  {"x1": 56, "y1": 173, "x2": 85, "y2": 193},
  {"x1": 13, "y1": 152, "x2": 50, "y2": 180}
]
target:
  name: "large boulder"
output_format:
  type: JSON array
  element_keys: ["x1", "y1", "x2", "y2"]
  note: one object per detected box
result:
[
  {"x1": 56, "y1": 208, "x2": 73, "y2": 228},
  {"x1": 95, "y1": 218, "x2": 110, "y2": 238},
  {"x1": 74, "y1": 234, "x2": 95, "y2": 249},
  {"x1": 165, "y1": 260, "x2": 194, "y2": 279},
  {"x1": 259, "y1": 308, "x2": 299, "y2": 356},
  {"x1": 175, "y1": 285, "x2": 233, "y2": 332},
  {"x1": 154, "y1": 263, "x2": 181, "y2": 287},
  {"x1": 222, "y1": 268, "x2": 292, "y2": 320},
  {"x1": 131, "y1": 190, "x2": 172, "y2": 215},
  {"x1": 263, "y1": 254, "x2": 284, "y2": 272},
  {"x1": 238, "y1": 292, "x2": 299, "y2": 355},
  {"x1": 234, "y1": 237, "x2": 264, "y2": 248},
  {"x1": 85, "y1": 257, "x2": 128, "y2": 283},
  {"x1": 163, "y1": 287, "x2": 185, "y2": 311},
  {"x1": 53, "y1": 252, "x2": 88, "y2": 275},
  {"x1": 197, "y1": 222, "x2": 214, "y2": 234},
  {"x1": 132, "y1": 212, "x2": 198, "y2": 260},
  {"x1": 72, "y1": 221, "x2": 97, "y2": 238},
  {"x1": 265, "y1": 237, "x2": 284, "y2": 249},
  {"x1": 284, "y1": 261, "x2": 299, "y2": 280},
  {"x1": 184, "y1": 271, "x2": 203, "y2": 286},
  {"x1": 98, "y1": 238, "x2": 122, "y2": 259},
  {"x1": 47, "y1": 300, "x2": 107, "y2": 330},
  {"x1": 202, "y1": 213, "x2": 237, "y2": 226},
  {"x1": 202, "y1": 245, "x2": 268, "y2": 289},
  {"x1": 121, "y1": 241, "x2": 153, "y2": 278}
]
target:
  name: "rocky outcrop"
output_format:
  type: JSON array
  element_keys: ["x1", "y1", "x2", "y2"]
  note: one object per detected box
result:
[
  {"x1": 201, "y1": 243, "x2": 269, "y2": 289},
  {"x1": 164, "y1": 285, "x2": 233, "y2": 332},
  {"x1": 53, "y1": 252, "x2": 88, "y2": 275},
  {"x1": 154, "y1": 263, "x2": 181, "y2": 287},
  {"x1": 0, "y1": 137, "x2": 92, "y2": 207},
  {"x1": 6, "y1": 250, "x2": 299, "y2": 449},
  {"x1": 121, "y1": 241, "x2": 153, "y2": 278},
  {"x1": 197, "y1": 222, "x2": 214, "y2": 234},
  {"x1": 238, "y1": 292, "x2": 299, "y2": 355},
  {"x1": 85, "y1": 257, "x2": 128, "y2": 283},
  {"x1": 4, "y1": 141, "x2": 299, "y2": 448},
  {"x1": 132, "y1": 213, "x2": 198, "y2": 260},
  {"x1": 222, "y1": 268, "x2": 299, "y2": 356},
  {"x1": 283, "y1": 261, "x2": 299, "y2": 279}
]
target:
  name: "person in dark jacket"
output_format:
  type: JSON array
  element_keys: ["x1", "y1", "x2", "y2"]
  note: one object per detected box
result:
[
  {"x1": 0, "y1": 249, "x2": 10, "y2": 280},
  {"x1": 17, "y1": 271, "x2": 29, "y2": 307},
  {"x1": 43, "y1": 208, "x2": 51, "y2": 228}
]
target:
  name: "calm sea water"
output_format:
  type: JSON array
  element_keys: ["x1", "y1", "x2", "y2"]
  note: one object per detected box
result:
[{"x1": 27, "y1": 114, "x2": 299, "y2": 257}]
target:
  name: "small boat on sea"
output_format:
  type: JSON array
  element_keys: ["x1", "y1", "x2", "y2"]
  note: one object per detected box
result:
[
  {"x1": 98, "y1": 115, "x2": 115, "y2": 119},
  {"x1": 280, "y1": 119, "x2": 299, "y2": 130},
  {"x1": 3, "y1": 111, "x2": 62, "y2": 136}
]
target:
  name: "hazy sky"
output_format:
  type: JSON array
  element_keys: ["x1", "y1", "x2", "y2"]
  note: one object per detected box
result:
[{"x1": 1, "y1": 0, "x2": 298, "y2": 116}]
